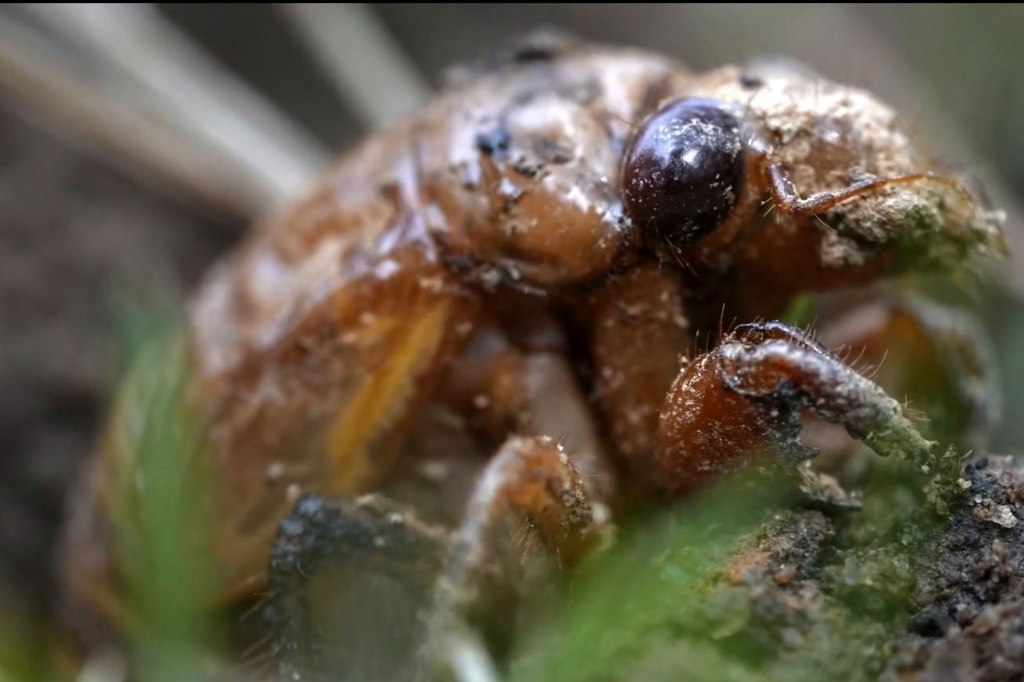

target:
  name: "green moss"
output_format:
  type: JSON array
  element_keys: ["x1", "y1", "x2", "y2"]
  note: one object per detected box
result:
[
  {"x1": 106, "y1": 315, "x2": 225, "y2": 682},
  {"x1": 781, "y1": 293, "x2": 817, "y2": 328},
  {"x1": 511, "y1": 446, "x2": 968, "y2": 682}
]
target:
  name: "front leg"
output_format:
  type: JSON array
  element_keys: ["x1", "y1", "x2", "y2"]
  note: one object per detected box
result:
[
  {"x1": 656, "y1": 321, "x2": 933, "y2": 494},
  {"x1": 422, "y1": 339, "x2": 616, "y2": 680},
  {"x1": 421, "y1": 435, "x2": 609, "y2": 682},
  {"x1": 585, "y1": 261, "x2": 692, "y2": 491}
]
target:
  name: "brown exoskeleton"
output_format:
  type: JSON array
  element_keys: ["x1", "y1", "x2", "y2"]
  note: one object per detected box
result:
[{"x1": 66, "y1": 34, "x2": 1004, "y2": 681}]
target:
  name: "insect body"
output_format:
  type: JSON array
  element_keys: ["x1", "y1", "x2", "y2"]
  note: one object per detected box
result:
[{"x1": 68, "y1": 34, "x2": 1003, "y2": 679}]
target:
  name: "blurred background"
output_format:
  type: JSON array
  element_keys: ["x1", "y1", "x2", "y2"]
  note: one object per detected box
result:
[{"x1": 0, "y1": 2, "x2": 1022, "y2": 672}]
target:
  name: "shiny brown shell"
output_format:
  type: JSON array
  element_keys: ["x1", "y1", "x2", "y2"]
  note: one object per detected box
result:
[{"x1": 72, "y1": 35, "x2": 1002, "y2": 610}]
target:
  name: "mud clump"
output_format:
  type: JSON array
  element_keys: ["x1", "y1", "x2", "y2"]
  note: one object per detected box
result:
[
  {"x1": 884, "y1": 455, "x2": 1024, "y2": 681},
  {"x1": 555, "y1": 454, "x2": 1024, "y2": 682}
]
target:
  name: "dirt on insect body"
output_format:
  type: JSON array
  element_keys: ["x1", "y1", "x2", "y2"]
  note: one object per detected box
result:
[{"x1": 53, "y1": 31, "x2": 1012, "y2": 682}]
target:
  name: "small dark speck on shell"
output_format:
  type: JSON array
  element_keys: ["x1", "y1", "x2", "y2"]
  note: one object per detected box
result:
[
  {"x1": 739, "y1": 73, "x2": 765, "y2": 89},
  {"x1": 475, "y1": 127, "x2": 512, "y2": 157}
]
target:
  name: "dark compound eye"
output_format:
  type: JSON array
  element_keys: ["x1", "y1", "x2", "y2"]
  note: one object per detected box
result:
[{"x1": 622, "y1": 97, "x2": 745, "y2": 247}]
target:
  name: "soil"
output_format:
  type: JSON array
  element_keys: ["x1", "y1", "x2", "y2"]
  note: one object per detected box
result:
[{"x1": 0, "y1": 107, "x2": 239, "y2": 623}]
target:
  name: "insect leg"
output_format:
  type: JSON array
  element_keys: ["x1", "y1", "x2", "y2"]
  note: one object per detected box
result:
[
  {"x1": 655, "y1": 321, "x2": 934, "y2": 493},
  {"x1": 767, "y1": 163, "x2": 969, "y2": 216},
  {"x1": 443, "y1": 319, "x2": 618, "y2": 501},
  {"x1": 421, "y1": 436, "x2": 611, "y2": 682},
  {"x1": 583, "y1": 261, "x2": 692, "y2": 489}
]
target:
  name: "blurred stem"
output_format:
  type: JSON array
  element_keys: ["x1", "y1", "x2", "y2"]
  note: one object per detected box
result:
[
  {"x1": 24, "y1": 4, "x2": 328, "y2": 207},
  {"x1": 283, "y1": 3, "x2": 431, "y2": 129}
]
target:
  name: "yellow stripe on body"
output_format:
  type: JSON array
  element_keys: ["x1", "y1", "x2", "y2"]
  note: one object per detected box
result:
[{"x1": 324, "y1": 299, "x2": 453, "y2": 492}]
